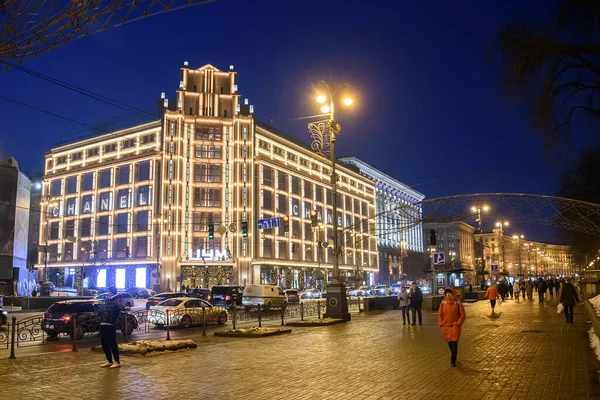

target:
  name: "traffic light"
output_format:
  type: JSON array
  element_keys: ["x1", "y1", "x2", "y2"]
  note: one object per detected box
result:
[
  {"x1": 208, "y1": 224, "x2": 214, "y2": 240},
  {"x1": 429, "y1": 229, "x2": 437, "y2": 246},
  {"x1": 282, "y1": 215, "x2": 290, "y2": 232},
  {"x1": 241, "y1": 221, "x2": 248, "y2": 238},
  {"x1": 310, "y1": 209, "x2": 318, "y2": 227}
]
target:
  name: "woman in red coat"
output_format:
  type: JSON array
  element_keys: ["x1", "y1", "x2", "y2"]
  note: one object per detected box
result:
[{"x1": 438, "y1": 287, "x2": 466, "y2": 367}]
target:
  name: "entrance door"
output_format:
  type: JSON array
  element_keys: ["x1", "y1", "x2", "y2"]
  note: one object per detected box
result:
[{"x1": 115, "y1": 268, "x2": 126, "y2": 289}]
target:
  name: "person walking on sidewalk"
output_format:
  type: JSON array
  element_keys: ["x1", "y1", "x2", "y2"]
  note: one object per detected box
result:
[
  {"x1": 99, "y1": 286, "x2": 125, "y2": 369},
  {"x1": 526, "y1": 280, "x2": 533, "y2": 301},
  {"x1": 538, "y1": 278, "x2": 547, "y2": 306},
  {"x1": 438, "y1": 287, "x2": 466, "y2": 367},
  {"x1": 560, "y1": 277, "x2": 580, "y2": 324},
  {"x1": 513, "y1": 280, "x2": 521, "y2": 303},
  {"x1": 398, "y1": 286, "x2": 411, "y2": 325},
  {"x1": 520, "y1": 280, "x2": 526, "y2": 300},
  {"x1": 485, "y1": 283, "x2": 499, "y2": 313},
  {"x1": 408, "y1": 282, "x2": 424, "y2": 325}
]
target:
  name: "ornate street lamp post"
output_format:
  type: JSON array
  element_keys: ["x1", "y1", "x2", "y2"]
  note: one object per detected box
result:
[
  {"x1": 309, "y1": 81, "x2": 353, "y2": 321},
  {"x1": 471, "y1": 203, "x2": 489, "y2": 285}
]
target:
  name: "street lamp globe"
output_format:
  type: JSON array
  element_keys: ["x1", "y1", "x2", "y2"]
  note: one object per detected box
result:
[
  {"x1": 316, "y1": 95, "x2": 327, "y2": 104},
  {"x1": 320, "y1": 105, "x2": 331, "y2": 113},
  {"x1": 471, "y1": 206, "x2": 477, "y2": 213},
  {"x1": 482, "y1": 205, "x2": 490, "y2": 212},
  {"x1": 343, "y1": 98, "x2": 353, "y2": 106}
]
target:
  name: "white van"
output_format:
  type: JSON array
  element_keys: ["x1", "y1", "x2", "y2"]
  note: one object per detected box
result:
[{"x1": 242, "y1": 285, "x2": 287, "y2": 309}]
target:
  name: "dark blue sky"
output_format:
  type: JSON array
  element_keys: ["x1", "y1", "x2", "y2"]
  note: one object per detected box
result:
[{"x1": 1, "y1": 0, "x2": 580, "y2": 241}]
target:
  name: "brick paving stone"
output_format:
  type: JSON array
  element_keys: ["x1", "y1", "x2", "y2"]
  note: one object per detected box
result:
[{"x1": 1, "y1": 296, "x2": 600, "y2": 399}]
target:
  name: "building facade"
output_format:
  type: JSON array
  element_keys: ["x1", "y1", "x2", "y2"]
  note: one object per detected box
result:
[
  {"x1": 0, "y1": 157, "x2": 34, "y2": 295},
  {"x1": 37, "y1": 63, "x2": 379, "y2": 292},
  {"x1": 339, "y1": 157, "x2": 425, "y2": 282},
  {"x1": 422, "y1": 221, "x2": 476, "y2": 287}
]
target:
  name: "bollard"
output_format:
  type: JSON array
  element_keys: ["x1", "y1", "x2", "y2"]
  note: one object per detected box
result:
[
  {"x1": 202, "y1": 307, "x2": 206, "y2": 337},
  {"x1": 300, "y1": 302, "x2": 304, "y2": 321},
  {"x1": 8, "y1": 317, "x2": 16, "y2": 359},
  {"x1": 318, "y1": 301, "x2": 321, "y2": 319},
  {"x1": 258, "y1": 305, "x2": 262, "y2": 328},
  {"x1": 166, "y1": 311, "x2": 171, "y2": 341},
  {"x1": 123, "y1": 313, "x2": 129, "y2": 343},
  {"x1": 71, "y1": 313, "x2": 78, "y2": 352},
  {"x1": 281, "y1": 305, "x2": 285, "y2": 326},
  {"x1": 232, "y1": 305, "x2": 237, "y2": 330}
]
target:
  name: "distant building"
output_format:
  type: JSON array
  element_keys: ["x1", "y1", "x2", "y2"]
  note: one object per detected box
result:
[
  {"x1": 339, "y1": 157, "x2": 425, "y2": 282},
  {"x1": 0, "y1": 157, "x2": 34, "y2": 295},
  {"x1": 28, "y1": 175, "x2": 43, "y2": 280},
  {"x1": 422, "y1": 221, "x2": 476, "y2": 288}
]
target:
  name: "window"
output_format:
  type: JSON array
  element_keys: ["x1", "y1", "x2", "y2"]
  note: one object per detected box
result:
[
  {"x1": 135, "y1": 267, "x2": 146, "y2": 288},
  {"x1": 263, "y1": 238, "x2": 273, "y2": 258},
  {"x1": 82, "y1": 173, "x2": 93, "y2": 191},
  {"x1": 67, "y1": 176, "x2": 77, "y2": 194},
  {"x1": 64, "y1": 242, "x2": 74, "y2": 261},
  {"x1": 194, "y1": 164, "x2": 221, "y2": 182},
  {"x1": 96, "y1": 269, "x2": 107, "y2": 288},
  {"x1": 114, "y1": 239, "x2": 129, "y2": 258},
  {"x1": 115, "y1": 268, "x2": 126, "y2": 288},
  {"x1": 98, "y1": 192, "x2": 112, "y2": 212},
  {"x1": 97, "y1": 216, "x2": 110, "y2": 236},
  {"x1": 135, "y1": 237, "x2": 148, "y2": 258},
  {"x1": 65, "y1": 198, "x2": 77, "y2": 216},
  {"x1": 119, "y1": 165, "x2": 130, "y2": 185},
  {"x1": 195, "y1": 145, "x2": 222, "y2": 159},
  {"x1": 291, "y1": 177, "x2": 299, "y2": 194},
  {"x1": 263, "y1": 166, "x2": 273, "y2": 187},
  {"x1": 304, "y1": 223, "x2": 312, "y2": 241},
  {"x1": 104, "y1": 143, "x2": 116, "y2": 153},
  {"x1": 87, "y1": 148, "x2": 99, "y2": 157},
  {"x1": 57, "y1": 156, "x2": 67, "y2": 165},
  {"x1": 278, "y1": 171, "x2": 287, "y2": 190},
  {"x1": 263, "y1": 190, "x2": 273, "y2": 211},
  {"x1": 122, "y1": 139, "x2": 135, "y2": 149},
  {"x1": 81, "y1": 195, "x2": 93, "y2": 214},
  {"x1": 278, "y1": 241, "x2": 288, "y2": 259},
  {"x1": 138, "y1": 161, "x2": 151, "y2": 181},
  {"x1": 194, "y1": 188, "x2": 221, "y2": 207},
  {"x1": 81, "y1": 218, "x2": 92, "y2": 237},
  {"x1": 137, "y1": 186, "x2": 152, "y2": 206},
  {"x1": 51, "y1": 179, "x2": 62, "y2": 197},
  {"x1": 71, "y1": 152, "x2": 82, "y2": 161},
  {"x1": 345, "y1": 196, "x2": 352, "y2": 210},
  {"x1": 277, "y1": 194, "x2": 287, "y2": 214},
  {"x1": 142, "y1": 134, "x2": 155, "y2": 144},
  {"x1": 136, "y1": 211, "x2": 149, "y2": 232},
  {"x1": 62, "y1": 220, "x2": 73, "y2": 239},
  {"x1": 304, "y1": 181, "x2": 312, "y2": 199},
  {"x1": 97, "y1": 240, "x2": 109, "y2": 259},
  {"x1": 195, "y1": 127, "x2": 222, "y2": 141},
  {"x1": 116, "y1": 189, "x2": 131, "y2": 209},
  {"x1": 193, "y1": 212, "x2": 201, "y2": 232},
  {"x1": 315, "y1": 185, "x2": 323, "y2": 202},
  {"x1": 291, "y1": 220, "x2": 300, "y2": 239},
  {"x1": 117, "y1": 213, "x2": 129, "y2": 234},
  {"x1": 100, "y1": 169, "x2": 111, "y2": 188}
]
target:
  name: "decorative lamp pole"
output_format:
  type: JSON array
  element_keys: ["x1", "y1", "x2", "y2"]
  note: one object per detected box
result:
[
  {"x1": 512, "y1": 234, "x2": 525, "y2": 276},
  {"x1": 471, "y1": 203, "x2": 489, "y2": 284},
  {"x1": 309, "y1": 81, "x2": 353, "y2": 321}
]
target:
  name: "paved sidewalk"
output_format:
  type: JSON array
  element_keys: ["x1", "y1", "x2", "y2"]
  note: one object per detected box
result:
[{"x1": 1, "y1": 295, "x2": 599, "y2": 399}]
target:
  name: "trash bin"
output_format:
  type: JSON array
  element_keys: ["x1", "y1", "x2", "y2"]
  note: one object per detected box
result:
[{"x1": 40, "y1": 283, "x2": 50, "y2": 297}]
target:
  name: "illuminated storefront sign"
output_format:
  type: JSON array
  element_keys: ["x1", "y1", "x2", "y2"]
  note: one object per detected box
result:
[{"x1": 188, "y1": 249, "x2": 229, "y2": 261}]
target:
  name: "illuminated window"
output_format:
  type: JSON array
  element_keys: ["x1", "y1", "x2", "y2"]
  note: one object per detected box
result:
[
  {"x1": 115, "y1": 268, "x2": 126, "y2": 289},
  {"x1": 119, "y1": 165, "x2": 130, "y2": 185},
  {"x1": 138, "y1": 161, "x2": 151, "y2": 181},
  {"x1": 51, "y1": 179, "x2": 62, "y2": 196},
  {"x1": 136, "y1": 211, "x2": 149, "y2": 232},
  {"x1": 82, "y1": 173, "x2": 94, "y2": 191},
  {"x1": 80, "y1": 218, "x2": 92, "y2": 237},
  {"x1": 104, "y1": 143, "x2": 116, "y2": 153},
  {"x1": 117, "y1": 213, "x2": 129, "y2": 234},
  {"x1": 135, "y1": 237, "x2": 148, "y2": 258},
  {"x1": 100, "y1": 169, "x2": 112, "y2": 188},
  {"x1": 135, "y1": 267, "x2": 146, "y2": 288},
  {"x1": 67, "y1": 176, "x2": 77, "y2": 194},
  {"x1": 96, "y1": 269, "x2": 107, "y2": 288},
  {"x1": 98, "y1": 192, "x2": 112, "y2": 212},
  {"x1": 65, "y1": 198, "x2": 77, "y2": 216},
  {"x1": 117, "y1": 189, "x2": 131, "y2": 209},
  {"x1": 137, "y1": 186, "x2": 152, "y2": 206}
]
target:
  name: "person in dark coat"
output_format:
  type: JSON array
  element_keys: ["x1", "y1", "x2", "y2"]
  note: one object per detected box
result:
[
  {"x1": 537, "y1": 278, "x2": 547, "y2": 305},
  {"x1": 560, "y1": 277, "x2": 580, "y2": 324},
  {"x1": 408, "y1": 282, "x2": 424, "y2": 325},
  {"x1": 99, "y1": 287, "x2": 125, "y2": 368}
]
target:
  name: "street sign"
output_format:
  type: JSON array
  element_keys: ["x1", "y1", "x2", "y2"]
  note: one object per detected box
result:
[
  {"x1": 491, "y1": 264, "x2": 499, "y2": 272},
  {"x1": 229, "y1": 223, "x2": 237, "y2": 232},
  {"x1": 217, "y1": 225, "x2": 226, "y2": 235},
  {"x1": 433, "y1": 253, "x2": 445, "y2": 265},
  {"x1": 257, "y1": 217, "x2": 281, "y2": 230}
]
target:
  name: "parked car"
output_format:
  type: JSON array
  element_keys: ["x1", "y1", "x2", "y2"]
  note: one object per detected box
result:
[
  {"x1": 210, "y1": 285, "x2": 243, "y2": 308},
  {"x1": 300, "y1": 288, "x2": 321, "y2": 299},
  {"x1": 347, "y1": 287, "x2": 358, "y2": 297},
  {"x1": 41, "y1": 299, "x2": 137, "y2": 340},
  {"x1": 242, "y1": 285, "x2": 287, "y2": 309},
  {"x1": 187, "y1": 288, "x2": 211, "y2": 301},
  {"x1": 373, "y1": 285, "x2": 391, "y2": 296},
  {"x1": 148, "y1": 298, "x2": 228, "y2": 328},
  {"x1": 0, "y1": 298, "x2": 6, "y2": 325},
  {"x1": 146, "y1": 292, "x2": 191, "y2": 310},
  {"x1": 95, "y1": 292, "x2": 135, "y2": 307},
  {"x1": 390, "y1": 284, "x2": 402, "y2": 295},
  {"x1": 126, "y1": 287, "x2": 156, "y2": 299},
  {"x1": 356, "y1": 286, "x2": 373, "y2": 297},
  {"x1": 283, "y1": 289, "x2": 300, "y2": 303},
  {"x1": 321, "y1": 288, "x2": 328, "y2": 299}
]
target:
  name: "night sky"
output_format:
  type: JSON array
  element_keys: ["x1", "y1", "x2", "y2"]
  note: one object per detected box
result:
[{"x1": 0, "y1": 0, "x2": 582, "y2": 241}]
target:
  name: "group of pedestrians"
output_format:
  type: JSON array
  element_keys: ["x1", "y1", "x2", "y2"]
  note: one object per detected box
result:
[{"x1": 398, "y1": 282, "x2": 424, "y2": 325}]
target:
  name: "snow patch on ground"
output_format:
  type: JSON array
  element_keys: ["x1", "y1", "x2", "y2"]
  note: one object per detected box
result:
[
  {"x1": 226, "y1": 327, "x2": 288, "y2": 334},
  {"x1": 589, "y1": 294, "x2": 600, "y2": 317},
  {"x1": 119, "y1": 339, "x2": 196, "y2": 354},
  {"x1": 293, "y1": 318, "x2": 342, "y2": 324},
  {"x1": 588, "y1": 328, "x2": 600, "y2": 362}
]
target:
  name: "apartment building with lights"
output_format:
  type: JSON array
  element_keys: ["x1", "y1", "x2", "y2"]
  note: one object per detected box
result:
[
  {"x1": 37, "y1": 63, "x2": 379, "y2": 292},
  {"x1": 339, "y1": 157, "x2": 425, "y2": 282}
]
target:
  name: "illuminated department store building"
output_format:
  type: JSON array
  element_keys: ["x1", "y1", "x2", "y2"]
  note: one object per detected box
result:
[{"x1": 38, "y1": 63, "x2": 379, "y2": 292}]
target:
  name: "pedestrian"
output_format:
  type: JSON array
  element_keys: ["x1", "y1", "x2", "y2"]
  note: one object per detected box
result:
[
  {"x1": 508, "y1": 282, "x2": 514, "y2": 300},
  {"x1": 538, "y1": 278, "x2": 547, "y2": 305},
  {"x1": 513, "y1": 280, "x2": 520, "y2": 303},
  {"x1": 408, "y1": 282, "x2": 424, "y2": 325},
  {"x1": 438, "y1": 287, "x2": 466, "y2": 367},
  {"x1": 485, "y1": 283, "x2": 499, "y2": 313},
  {"x1": 526, "y1": 281, "x2": 533, "y2": 301},
  {"x1": 99, "y1": 286, "x2": 125, "y2": 369},
  {"x1": 548, "y1": 278, "x2": 554, "y2": 297},
  {"x1": 520, "y1": 280, "x2": 526, "y2": 299},
  {"x1": 560, "y1": 277, "x2": 580, "y2": 324},
  {"x1": 398, "y1": 286, "x2": 411, "y2": 325}
]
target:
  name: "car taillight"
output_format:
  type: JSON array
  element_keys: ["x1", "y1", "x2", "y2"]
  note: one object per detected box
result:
[
  {"x1": 226, "y1": 295, "x2": 231, "y2": 301},
  {"x1": 147, "y1": 309, "x2": 152, "y2": 315},
  {"x1": 60, "y1": 314, "x2": 71, "y2": 322},
  {"x1": 207, "y1": 295, "x2": 211, "y2": 300}
]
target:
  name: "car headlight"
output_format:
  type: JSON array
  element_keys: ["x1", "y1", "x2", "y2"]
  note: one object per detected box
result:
[{"x1": 2, "y1": 311, "x2": 7, "y2": 315}]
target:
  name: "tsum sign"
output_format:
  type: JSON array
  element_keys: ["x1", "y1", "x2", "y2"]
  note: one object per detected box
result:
[{"x1": 188, "y1": 249, "x2": 229, "y2": 261}]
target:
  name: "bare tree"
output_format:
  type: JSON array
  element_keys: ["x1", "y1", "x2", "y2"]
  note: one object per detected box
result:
[{"x1": 496, "y1": 0, "x2": 600, "y2": 148}]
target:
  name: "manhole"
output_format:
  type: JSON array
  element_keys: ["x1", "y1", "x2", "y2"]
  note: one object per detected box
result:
[{"x1": 522, "y1": 329, "x2": 546, "y2": 334}]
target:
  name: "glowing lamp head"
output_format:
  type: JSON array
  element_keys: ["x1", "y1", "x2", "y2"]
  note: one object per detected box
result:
[
  {"x1": 282, "y1": 215, "x2": 290, "y2": 223},
  {"x1": 316, "y1": 95, "x2": 327, "y2": 104},
  {"x1": 320, "y1": 105, "x2": 331, "y2": 113},
  {"x1": 482, "y1": 205, "x2": 490, "y2": 212},
  {"x1": 343, "y1": 98, "x2": 353, "y2": 106},
  {"x1": 310, "y1": 209, "x2": 317, "y2": 218},
  {"x1": 471, "y1": 206, "x2": 477, "y2": 213}
]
